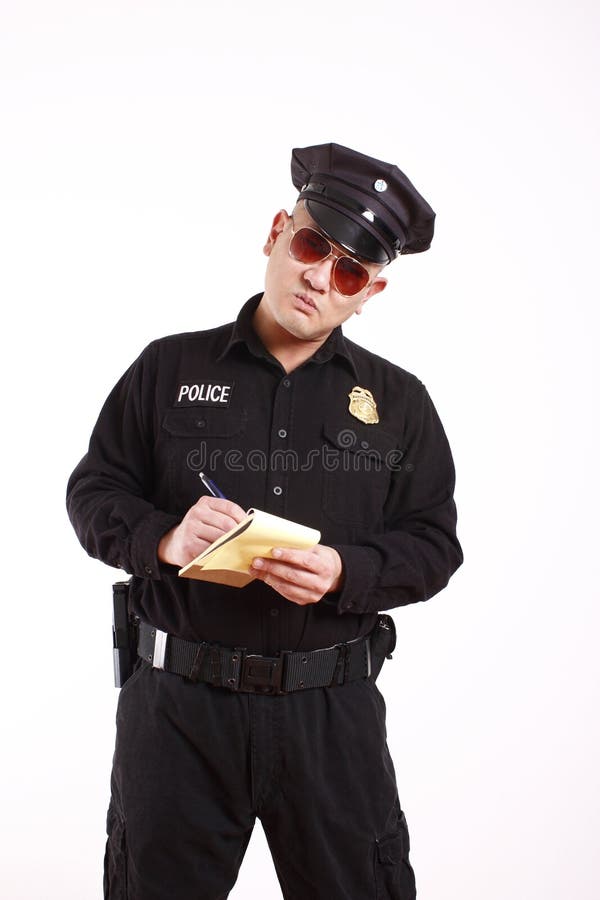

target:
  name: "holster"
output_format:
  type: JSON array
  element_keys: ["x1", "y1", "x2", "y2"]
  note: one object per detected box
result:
[
  {"x1": 369, "y1": 614, "x2": 397, "y2": 681},
  {"x1": 112, "y1": 580, "x2": 139, "y2": 688}
]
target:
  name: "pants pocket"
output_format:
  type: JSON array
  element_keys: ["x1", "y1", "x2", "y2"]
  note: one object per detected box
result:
[
  {"x1": 374, "y1": 810, "x2": 416, "y2": 899},
  {"x1": 104, "y1": 802, "x2": 128, "y2": 899}
]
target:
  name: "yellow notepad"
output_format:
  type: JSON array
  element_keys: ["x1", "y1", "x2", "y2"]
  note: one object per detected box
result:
[{"x1": 178, "y1": 508, "x2": 321, "y2": 588}]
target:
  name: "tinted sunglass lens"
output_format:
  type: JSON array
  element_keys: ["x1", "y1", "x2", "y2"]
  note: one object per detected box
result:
[
  {"x1": 290, "y1": 226, "x2": 370, "y2": 296},
  {"x1": 334, "y1": 257, "x2": 370, "y2": 296},
  {"x1": 290, "y1": 228, "x2": 330, "y2": 264}
]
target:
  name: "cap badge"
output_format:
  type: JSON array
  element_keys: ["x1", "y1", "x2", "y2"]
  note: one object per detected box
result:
[
  {"x1": 348, "y1": 386, "x2": 379, "y2": 425},
  {"x1": 373, "y1": 179, "x2": 388, "y2": 193}
]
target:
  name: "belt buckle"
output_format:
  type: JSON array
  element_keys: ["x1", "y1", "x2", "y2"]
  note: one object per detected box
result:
[
  {"x1": 240, "y1": 653, "x2": 286, "y2": 694},
  {"x1": 151, "y1": 628, "x2": 168, "y2": 670}
]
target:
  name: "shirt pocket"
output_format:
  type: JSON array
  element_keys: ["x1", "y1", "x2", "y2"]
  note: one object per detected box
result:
[
  {"x1": 161, "y1": 408, "x2": 247, "y2": 513},
  {"x1": 321, "y1": 420, "x2": 400, "y2": 528}
]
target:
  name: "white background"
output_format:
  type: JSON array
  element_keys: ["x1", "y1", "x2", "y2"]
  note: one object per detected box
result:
[{"x1": 1, "y1": 1, "x2": 599, "y2": 898}]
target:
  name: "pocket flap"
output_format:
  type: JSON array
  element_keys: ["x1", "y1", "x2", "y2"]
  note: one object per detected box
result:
[
  {"x1": 376, "y1": 831, "x2": 404, "y2": 865},
  {"x1": 161, "y1": 409, "x2": 246, "y2": 438},
  {"x1": 322, "y1": 420, "x2": 399, "y2": 459}
]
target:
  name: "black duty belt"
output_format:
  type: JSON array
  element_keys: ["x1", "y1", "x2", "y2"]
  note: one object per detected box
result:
[{"x1": 137, "y1": 621, "x2": 376, "y2": 695}]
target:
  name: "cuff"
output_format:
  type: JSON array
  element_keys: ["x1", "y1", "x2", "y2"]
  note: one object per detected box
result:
[
  {"x1": 329, "y1": 544, "x2": 379, "y2": 615},
  {"x1": 130, "y1": 510, "x2": 181, "y2": 580}
]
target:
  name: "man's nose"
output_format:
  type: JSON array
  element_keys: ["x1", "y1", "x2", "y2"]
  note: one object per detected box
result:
[{"x1": 304, "y1": 256, "x2": 335, "y2": 293}]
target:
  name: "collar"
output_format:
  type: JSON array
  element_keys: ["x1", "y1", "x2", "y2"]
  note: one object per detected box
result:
[{"x1": 217, "y1": 294, "x2": 359, "y2": 379}]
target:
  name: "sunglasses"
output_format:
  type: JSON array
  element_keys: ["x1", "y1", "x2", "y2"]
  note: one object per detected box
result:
[{"x1": 288, "y1": 222, "x2": 372, "y2": 297}]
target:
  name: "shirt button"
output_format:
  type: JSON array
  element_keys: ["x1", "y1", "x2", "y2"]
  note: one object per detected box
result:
[
  {"x1": 270, "y1": 608, "x2": 279, "y2": 617},
  {"x1": 278, "y1": 428, "x2": 287, "y2": 439},
  {"x1": 283, "y1": 378, "x2": 291, "y2": 388},
  {"x1": 144, "y1": 566, "x2": 153, "y2": 575},
  {"x1": 273, "y1": 486, "x2": 283, "y2": 496}
]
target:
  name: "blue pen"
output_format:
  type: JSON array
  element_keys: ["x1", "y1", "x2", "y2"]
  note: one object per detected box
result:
[{"x1": 199, "y1": 471, "x2": 227, "y2": 499}]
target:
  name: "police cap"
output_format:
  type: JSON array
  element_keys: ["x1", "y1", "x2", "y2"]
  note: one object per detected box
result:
[{"x1": 291, "y1": 142, "x2": 435, "y2": 264}]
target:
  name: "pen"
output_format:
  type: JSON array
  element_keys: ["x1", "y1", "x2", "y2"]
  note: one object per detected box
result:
[{"x1": 199, "y1": 471, "x2": 227, "y2": 499}]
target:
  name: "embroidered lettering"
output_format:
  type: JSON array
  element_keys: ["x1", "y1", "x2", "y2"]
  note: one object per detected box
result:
[{"x1": 174, "y1": 381, "x2": 234, "y2": 408}]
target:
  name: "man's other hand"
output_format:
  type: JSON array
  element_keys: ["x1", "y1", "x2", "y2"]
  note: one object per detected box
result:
[{"x1": 250, "y1": 545, "x2": 344, "y2": 605}]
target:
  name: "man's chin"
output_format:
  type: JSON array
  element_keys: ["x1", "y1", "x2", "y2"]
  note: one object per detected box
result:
[{"x1": 280, "y1": 315, "x2": 325, "y2": 344}]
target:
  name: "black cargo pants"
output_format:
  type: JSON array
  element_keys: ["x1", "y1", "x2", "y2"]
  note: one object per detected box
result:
[{"x1": 104, "y1": 661, "x2": 416, "y2": 899}]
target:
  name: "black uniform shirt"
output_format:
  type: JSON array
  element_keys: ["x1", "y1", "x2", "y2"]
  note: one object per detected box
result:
[{"x1": 67, "y1": 295, "x2": 463, "y2": 654}]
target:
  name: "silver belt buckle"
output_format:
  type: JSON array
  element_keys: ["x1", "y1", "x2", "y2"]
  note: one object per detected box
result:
[{"x1": 152, "y1": 629, "x2": 168, "y2": 670}]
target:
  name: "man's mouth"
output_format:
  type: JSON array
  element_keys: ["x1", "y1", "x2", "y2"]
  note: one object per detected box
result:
[{"x1": 294, "y1": 293, "x2": 317, "y2": 312}]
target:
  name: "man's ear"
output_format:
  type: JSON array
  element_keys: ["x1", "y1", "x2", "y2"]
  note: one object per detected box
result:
[
  {"x1": 263, "y1": 210, "x2": 290, "y2": 256},
  {"x1": 354, "y1": 277, "x2": 387, "y2": 315}
]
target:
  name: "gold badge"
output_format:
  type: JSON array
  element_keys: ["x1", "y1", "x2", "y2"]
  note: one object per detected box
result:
[{"x1": 348, "y1": 386, "x2": 379, "y2": 424}]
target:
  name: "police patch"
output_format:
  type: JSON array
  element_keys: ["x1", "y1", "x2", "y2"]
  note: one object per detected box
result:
[{"x1": 174, "y1": 381, "x2": 234, "y2": 407}]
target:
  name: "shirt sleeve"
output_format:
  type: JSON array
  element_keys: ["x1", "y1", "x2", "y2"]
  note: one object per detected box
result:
[
  {"x1": 66, "y1": 342, "x2": 180, "y2": 580},
  {"x1": 330, "y1": 381, "x2": 463, "y2": 615}
]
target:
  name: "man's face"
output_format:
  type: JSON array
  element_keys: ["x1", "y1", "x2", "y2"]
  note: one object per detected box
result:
[{"x1": 259, "y1": 202, "x2": 387, "y2": 346}]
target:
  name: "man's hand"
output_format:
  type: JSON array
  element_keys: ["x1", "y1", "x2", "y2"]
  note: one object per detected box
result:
[
  {"x1": 158, "y1": 496, "x2": 247, "y2": 567},
  {"x1": 250, "y1": 545, "x2": 344, "y2": 605}
]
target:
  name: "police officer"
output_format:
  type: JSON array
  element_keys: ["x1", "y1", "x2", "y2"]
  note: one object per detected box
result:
[{"x1": 67, "y1": 142, "x2": 463, "y2": 900}]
